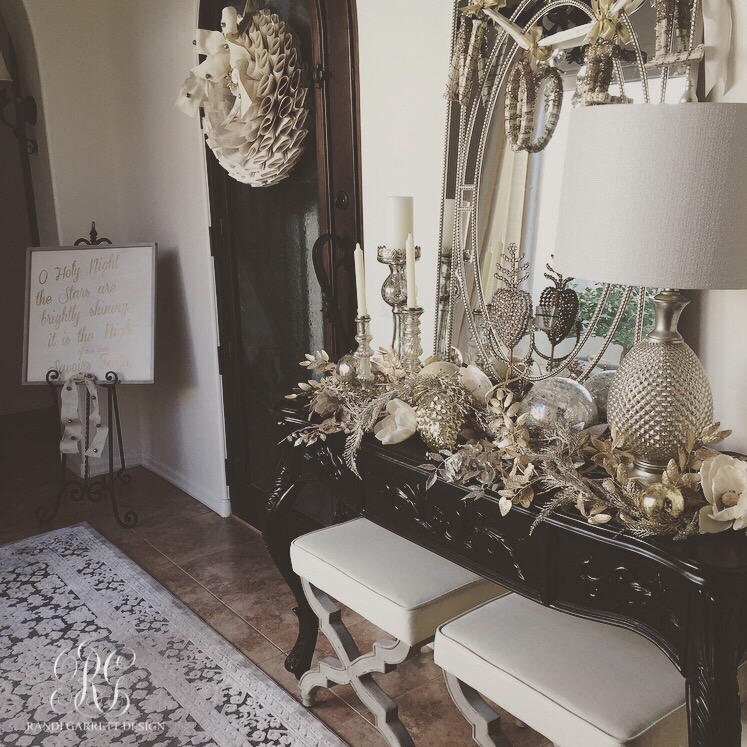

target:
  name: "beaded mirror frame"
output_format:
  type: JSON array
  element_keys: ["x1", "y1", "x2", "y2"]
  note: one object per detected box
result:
[{"x1": 432, "y1": 0, "x2": 701, "y2": 385}]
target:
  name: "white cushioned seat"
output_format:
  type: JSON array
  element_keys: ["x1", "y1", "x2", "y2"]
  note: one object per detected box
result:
[
  {"x1": 436, "y1": 595, "x2": 694, "y2": 747},
  {"x1": 291, "y1": 517, "x2": 504, "y2": 646}
]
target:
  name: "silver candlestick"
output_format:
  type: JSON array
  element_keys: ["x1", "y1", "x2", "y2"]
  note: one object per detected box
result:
[
  {"x1": 401, "y1": 307, "x2": 424, "y2": 376},
  {"x1": 354, "y1": 315, "x2": 374, "y2": 383},
  {"x1": 377, "y1": 244, "x2": 421, "y2": 356}
]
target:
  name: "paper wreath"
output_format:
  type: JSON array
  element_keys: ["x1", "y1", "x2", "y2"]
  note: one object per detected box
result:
[{"x1": 177, "y1": 5, "x2": 310, "y2": 187}]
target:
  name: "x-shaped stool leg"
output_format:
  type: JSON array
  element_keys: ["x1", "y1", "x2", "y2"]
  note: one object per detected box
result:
[{"x1": 300, "y1": 578, "x2": 423, "y2": 747}]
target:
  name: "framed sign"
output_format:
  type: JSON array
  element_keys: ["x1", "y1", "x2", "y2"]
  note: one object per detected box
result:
[{"x1": 23, "y1": 244, "x2": 157, "y2": 384}]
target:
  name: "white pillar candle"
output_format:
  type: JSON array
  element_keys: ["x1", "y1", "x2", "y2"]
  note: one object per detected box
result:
[
  {"x1": 354, "y1": 243, "x2": 368, "y2": 317},
  {"x1": 442, "y1": 199, "x2": 456, "y2": 250},
  {"x1": 405, "y1": 233, "x2": 417, "y2": 309},
  {"x1": 386, "y1": 196, "x2": 414, "y2": 250}
]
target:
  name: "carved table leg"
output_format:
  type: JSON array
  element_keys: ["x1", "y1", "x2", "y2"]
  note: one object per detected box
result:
[
  {"x1": 263, "y1": 443, "x2": 319, "y2": 679},
  {"x1": 686, "y1": 587, "x2": 743, "y2": 747}
]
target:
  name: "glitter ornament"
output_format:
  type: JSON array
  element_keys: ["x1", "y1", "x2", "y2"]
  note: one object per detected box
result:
[{"x1": 417, "y1": 390, "x2": 467, "y2": 452}]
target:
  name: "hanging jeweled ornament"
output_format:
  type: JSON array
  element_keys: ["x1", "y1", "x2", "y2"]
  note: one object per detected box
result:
[
  {"x1": 578, "y1": 39, "x2": 635, "y2": 106},
  {"x1": 459, "y1": 18, "x2": 487, "y2": 105},
  {"x1": 445, "y1": 14, "x2": 471, "y2": 103},
  {"x1": 416, "y1": 389, "x2": 468, "y2": 451},
  {"x1": 488, "y1": 243, "x2": 532, "y2": 352},
  {"x1": 537, "y1": 263, "x2": 579, "y2": 347},
  {"x1": 505, "y1": 60, "x2": 563, "y2": 152},
  {"x1": 654, "y1": 0, "x2": 690, "y2": 60},
  {"x1": 486, "y1": 13, "x2": 571, "y2": 152}
]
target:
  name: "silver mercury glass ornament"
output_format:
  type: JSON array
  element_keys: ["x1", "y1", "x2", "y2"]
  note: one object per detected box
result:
[
  {"x1": 518, "y1": 377, "x2": 598, "y2": 431},
  {"x1": 336, "y1": 354, "x2": 357, "y2": 382}
]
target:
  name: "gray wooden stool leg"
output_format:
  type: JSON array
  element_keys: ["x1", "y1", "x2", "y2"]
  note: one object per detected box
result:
[
  {"x1": 299, "y1": 578, "x2": 418, "y2": 747},
  {"x1": 443, "y1": 671, "x2": 510, "y2": 747}
]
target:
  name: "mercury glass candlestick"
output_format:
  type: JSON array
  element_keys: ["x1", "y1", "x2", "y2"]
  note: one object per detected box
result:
[
  {"x1": 377, "y1": 245, "x2": 421, "y2": 356},
  {"x1": 401, "y1": 307, "x2": 424, "y2": 376},
  {"x1": 354, "y1": 315, "x2": 374, "y2": 383}
]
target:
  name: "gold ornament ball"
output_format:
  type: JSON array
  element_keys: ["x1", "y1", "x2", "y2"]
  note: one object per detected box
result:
[
  {"x1": 416, "y1": 391, "x2": 466, "y2": 451},
  {"x1": 336, "y1": 354, "x2": 357, "y2": 382},
  {"x1": 638, "y1": 482, "x2": 685, "y2": 520}
]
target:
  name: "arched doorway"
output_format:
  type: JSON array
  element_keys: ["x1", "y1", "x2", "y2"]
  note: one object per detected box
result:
[{"x1": 0, "y1": 8, "x2": 51, "y2": 435}]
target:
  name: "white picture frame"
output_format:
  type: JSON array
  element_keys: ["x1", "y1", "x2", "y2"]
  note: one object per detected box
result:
[{"x1": 23, "y1": 244, "x2": 157, "y2": 384}]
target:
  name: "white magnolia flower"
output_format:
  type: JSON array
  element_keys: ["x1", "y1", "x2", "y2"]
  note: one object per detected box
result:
[
  {"x1": 699, "y1": 454, "x2": 747, "y2": 533},
  {"x1": 374, "y1": 399, "x2": 417, "y2": 445},
  {"x1": 459, "y1": 364, "x2": 494, "y2": 404}
]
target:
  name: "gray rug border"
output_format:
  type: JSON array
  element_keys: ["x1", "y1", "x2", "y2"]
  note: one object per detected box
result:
[{"x1": 0, "y1": 522, "x2": 348, "y2": 747}]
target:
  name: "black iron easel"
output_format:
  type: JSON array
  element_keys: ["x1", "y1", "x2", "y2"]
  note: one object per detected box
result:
[
  {"x1": 35, "y1": 223, "x2": 138, "y2": 528},
  {"x1": 38, "y1": 370, "x2": 136, "y2": 528}
]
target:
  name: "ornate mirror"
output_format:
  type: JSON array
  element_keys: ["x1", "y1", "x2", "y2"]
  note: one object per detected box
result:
[{"x1": 433, "y1": 0, "x2": 692, "y2": 388}]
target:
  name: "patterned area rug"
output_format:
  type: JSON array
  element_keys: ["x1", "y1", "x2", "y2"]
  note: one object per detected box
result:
[{"x1": 0, "y1": 524, "x2": 346, "y2": 747}]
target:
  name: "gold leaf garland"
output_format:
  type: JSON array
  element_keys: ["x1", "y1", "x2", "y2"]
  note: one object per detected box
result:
[{"x1": 287, "y1": 351, "x2": 735, "y2": 541}]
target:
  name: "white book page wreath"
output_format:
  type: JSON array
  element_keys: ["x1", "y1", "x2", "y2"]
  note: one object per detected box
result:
[{"x1": 176, "y1": 5, "x2": 310, "y2": 187}]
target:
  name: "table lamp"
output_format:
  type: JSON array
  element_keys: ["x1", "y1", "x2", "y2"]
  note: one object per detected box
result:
[{"x1": 554, "y1": 103, "x2": 747, "y2": 477}]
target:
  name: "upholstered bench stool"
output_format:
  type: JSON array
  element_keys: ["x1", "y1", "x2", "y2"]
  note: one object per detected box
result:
[
  {"x1": 435, "y1": 594, "x2": 747, "y2": 747},
  {"x1": 290, "y1": 517, "x2": 505, "y2": 747}
]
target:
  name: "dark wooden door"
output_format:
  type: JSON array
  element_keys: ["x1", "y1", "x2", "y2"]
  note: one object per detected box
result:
[{"x1": 200, "y1": 0, "x2": 361, "y2": 528}]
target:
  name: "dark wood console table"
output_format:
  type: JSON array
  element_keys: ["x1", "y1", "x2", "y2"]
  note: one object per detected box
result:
[{"x1": 264, "y1": 403, "x2": 747, "y2": 746}]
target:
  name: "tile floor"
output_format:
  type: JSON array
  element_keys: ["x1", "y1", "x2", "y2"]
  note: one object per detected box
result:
[{"x1": 0, "y1": 419, "x2": 550, "y2": 747}]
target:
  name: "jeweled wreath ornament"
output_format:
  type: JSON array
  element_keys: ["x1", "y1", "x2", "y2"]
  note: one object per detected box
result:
[{"x1": 177, "y1": 5, "x2": 310, "y2": 187}]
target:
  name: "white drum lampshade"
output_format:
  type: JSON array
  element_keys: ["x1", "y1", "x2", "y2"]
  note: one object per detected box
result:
[{"x1": 553, "y1": 103, "x2": 747, "y2": 474}]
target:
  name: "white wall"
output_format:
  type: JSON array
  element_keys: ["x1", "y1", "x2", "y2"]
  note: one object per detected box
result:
[
  {"x1": 357, "y1": 0, "x2": 453, "y2": 355},
  {"x1": 12, "y1": 0, "x2": 229, "y2": 515},
  {"x1": 108, "y1": 0, "x2": 228, "y2": 515},
  {"x1": 699, "y1": 0, "x2": 747, "y2": 452}
]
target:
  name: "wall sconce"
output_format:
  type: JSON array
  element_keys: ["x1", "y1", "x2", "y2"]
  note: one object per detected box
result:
[{"x1": 0, "y1": 51, "x2": 38, "y2": 155}]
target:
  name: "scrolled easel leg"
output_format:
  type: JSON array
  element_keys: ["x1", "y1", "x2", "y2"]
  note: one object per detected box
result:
[{"x1": 104, "y1": 377, "x2": 137, "y2": 528}]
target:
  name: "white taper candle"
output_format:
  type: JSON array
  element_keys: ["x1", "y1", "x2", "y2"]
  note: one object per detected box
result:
[
  {"x1": 354, "y1": 243, "x2": 368, "y2": 316},
  {"x1": 386, "y1": 196, "x2": 414, "y2": 250},
  {"x1": 405, "y1": 233, "x2": 417, "y2": 309}
]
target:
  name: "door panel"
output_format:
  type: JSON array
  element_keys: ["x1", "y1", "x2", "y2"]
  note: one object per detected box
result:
[{"x1": 200, "y1": 0, "x2": 361, "y2": 527}]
